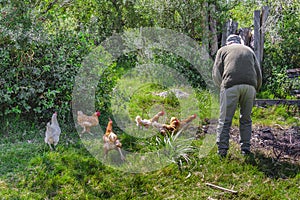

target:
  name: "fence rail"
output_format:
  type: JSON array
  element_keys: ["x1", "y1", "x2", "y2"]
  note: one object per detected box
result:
[{"x1": 254, "y1": 99, "x2": 300, "y2": 106}]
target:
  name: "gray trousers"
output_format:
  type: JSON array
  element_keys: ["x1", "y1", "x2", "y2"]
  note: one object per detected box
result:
[{"x1": 216, "y1": 84, "x2": 256, "y2": 151}]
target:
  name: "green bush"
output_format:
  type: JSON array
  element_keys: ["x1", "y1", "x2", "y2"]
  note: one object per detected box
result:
[
  {"x1": 0, "y1": 1, "x2": 94, "y2": 123},
  {"x1": 261, "y1": 2, "x2": 300, "y2": 98},
  {"x1": 1, "y1": 0, "x2": 299, "y2": 136},
  {"x1": 0, "y1": 32, "x2": 93, "y2": 119}
]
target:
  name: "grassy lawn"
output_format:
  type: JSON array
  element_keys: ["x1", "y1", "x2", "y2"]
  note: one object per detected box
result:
[
  {"x1": 1, "y1": 82, "x2": 299, "y2": 199},
  {"x1": 0, "y1": 138, "x2": 299, "y2": 199}
]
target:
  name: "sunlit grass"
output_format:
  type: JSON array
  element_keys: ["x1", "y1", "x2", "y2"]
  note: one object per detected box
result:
[
  {"x1": 230, "y1": 104, "x2": 300, "y2": 127},
  {"x1": 1, "y1": 138, "x2": 299, "y2": 199},
  {"x1": 252, "y1": 105, "x2": 300, "y2": 127},
  {"x1": 0, "y1": 88, "x2": 299, "y2": 199}
]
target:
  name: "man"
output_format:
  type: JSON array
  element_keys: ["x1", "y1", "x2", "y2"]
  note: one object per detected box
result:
[{"x1": 212, "y1": 34, "x2": 262, "y2": 157}]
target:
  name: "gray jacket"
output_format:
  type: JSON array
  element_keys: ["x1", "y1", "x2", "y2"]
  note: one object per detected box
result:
[{"x1": 212, "y1": 44, "x2": 262, "y2": 91}]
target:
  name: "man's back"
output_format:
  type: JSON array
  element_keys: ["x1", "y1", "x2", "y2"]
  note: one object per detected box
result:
[{"x1": 214, "y1": 44, "x2": 261, "y2": 90}]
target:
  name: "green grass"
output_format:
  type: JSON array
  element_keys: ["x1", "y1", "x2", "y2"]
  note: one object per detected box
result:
[
  {"x1": 0, "y1": 138, "x2": 299, "y2": 199},
  {"x1": 1, "y1": 111, "x2": 299, "y2": 199},
  {"x1": 231, "y1": 105, "x2": 300, "y2": 127},
  {"x1": 252, "y1": 105, "x2": 300, "y2": 127},
  {"x1": 0, "y1": 84, "x2": 299, "y2": 199}
]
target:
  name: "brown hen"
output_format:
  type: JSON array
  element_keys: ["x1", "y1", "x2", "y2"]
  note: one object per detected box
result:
[
  {"x1": 77, "y1": 111, "x2": 100, "y2": 135},
  {"x1": 103, "y1": 118, "x2": 125, "y2": 161}
]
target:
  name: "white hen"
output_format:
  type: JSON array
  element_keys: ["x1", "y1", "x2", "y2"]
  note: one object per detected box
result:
[{"x1": 44, "y1": 112, "x2": 61, "y2": 150}]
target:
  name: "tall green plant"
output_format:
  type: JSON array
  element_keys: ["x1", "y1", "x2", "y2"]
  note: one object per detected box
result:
[
  {"x1": 0, "y1": 1, "x2": 93, "y2": 122},
  {"x1": 262, "y1": 0, "x2": 300, "y2": 98}
]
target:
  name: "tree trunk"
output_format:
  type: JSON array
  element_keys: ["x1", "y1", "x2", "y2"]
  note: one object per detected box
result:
[
  {"x1": 209, "y1": 4, "x2": 218, "y2": 56},
  {"x1": 260, "y1": 6, "x2": 269, "y2": 63},
  {"x1": 221, "y1": 19, "x2": 238, "y2": 46},
  {"x1": 254, "y1": 10, "x2": 261, "y2": 64}
]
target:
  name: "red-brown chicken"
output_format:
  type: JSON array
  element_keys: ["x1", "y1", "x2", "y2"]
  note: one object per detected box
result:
[
  {"x1": 153, "y1": 114, "x2": 197, "y2": 135},
  {"x1": 103, "y1": 118, "x2": 125, "y2": 161},
  {"x1": 135, "y1": 111, "x2": 165, "y2": 128},
  {"x1": 77, "y1": 111, "x2": 100, "y2": 136},
  {"x1": 179, "y1": 114, "x2": 197, "y2": 128}
]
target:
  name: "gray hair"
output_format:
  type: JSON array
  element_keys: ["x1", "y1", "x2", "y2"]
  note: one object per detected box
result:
[{"x1": 226, "y1": 34, "x2": 242, "y2": 45}]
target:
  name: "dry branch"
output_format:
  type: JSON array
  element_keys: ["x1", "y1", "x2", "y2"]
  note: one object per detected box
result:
[{"x1": 205, "y1": 182, "x2": 238, "y2": 194}]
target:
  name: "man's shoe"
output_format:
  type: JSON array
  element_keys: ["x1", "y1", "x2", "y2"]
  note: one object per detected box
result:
[{"x1": 218, "y1": 149, "x2": 228, "y2": 158}]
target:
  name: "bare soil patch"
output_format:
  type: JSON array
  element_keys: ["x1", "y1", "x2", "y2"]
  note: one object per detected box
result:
[{"x1": 198, "y1": 120, "x2": 300, "y2": 163}]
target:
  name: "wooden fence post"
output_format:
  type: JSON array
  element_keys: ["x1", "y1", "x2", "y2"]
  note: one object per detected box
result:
[
  {"x1": 220, "y1": 6, "x2": 269, "y2": 64},
  {"x1": 221, "y1": 19, "x2": 238, "y2": 46},
  {"x1": 254, "y1": 6, "x2": 269, "y2": 66},
  {"x1": 209, "y1": 4, "x2": 218, "y2": 56},
  {"x1": 254, "y1": 10, "x2": 261, "y2": 63},
  {"x1": 260, "y1": 6, "x2": 269, "y2": 63}
]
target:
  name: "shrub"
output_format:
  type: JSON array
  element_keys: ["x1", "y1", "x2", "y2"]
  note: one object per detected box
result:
[{"x1": 0, "y1": 1, "x2": 94, "y2": 124}]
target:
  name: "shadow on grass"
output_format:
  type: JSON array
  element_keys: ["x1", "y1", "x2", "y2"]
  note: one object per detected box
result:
[{"x1": 245, "y1": 152, "x2": 300, "y2": 179}]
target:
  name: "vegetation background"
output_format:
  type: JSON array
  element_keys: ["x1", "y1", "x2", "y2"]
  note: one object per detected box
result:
[{"x1": 0, "y1": 0, "x2": 299, "y2": 199}]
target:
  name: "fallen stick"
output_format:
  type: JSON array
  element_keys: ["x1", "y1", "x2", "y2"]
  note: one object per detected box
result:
[
  {"x1": 205, "y1": 182, "x2": 238, "y2": 194},
  {"x1": 289, "y1": 132, "x2": 293, "y2": 144},
  {"x1": 274, "y1": 123, "x2": 284, "y2": 130}
]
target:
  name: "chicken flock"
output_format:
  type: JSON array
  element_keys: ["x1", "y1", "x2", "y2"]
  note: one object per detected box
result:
[{"x1": 45, "y1": 110, "x2": 197, "y2": 161}]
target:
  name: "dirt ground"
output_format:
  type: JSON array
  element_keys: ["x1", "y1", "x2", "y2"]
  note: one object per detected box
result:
[
  {"x1": 199, "y1": 121, "x2": 300, "y2": 163},
  {"x1": 242, "y1": 125, "x2": 300, "y2": 163}
]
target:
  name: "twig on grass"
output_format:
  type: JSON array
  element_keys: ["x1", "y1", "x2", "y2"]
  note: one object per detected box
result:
[
  {"x1": 205, "y1": 182, "x2": 238, "y2": 194},
  {"x1": 274, "y1": 124, "x2": 284, "y2": 130}
]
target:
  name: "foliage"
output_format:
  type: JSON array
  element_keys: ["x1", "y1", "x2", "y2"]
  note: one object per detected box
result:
[
  {"x1": 0, "y1": 0, "x2": 299, "y2": 199},
  {"x1": 0, "y1": 0, "x2": 299, "y2": 136},
  {"x1": 0, "y1": 1, "x2": 94, "y2": 124},
  {"x1": 230, "y1": 103, "x2": 299, "y2": 128},
  {"x1": 229, "y1": 1, "x2": 261, "y2": 28},
  {"x1": 155, "y1": 132, "x2": 196, "y2": 172},
  {"x1": 227, "y1": 0, "x2": 300, "y2": 98},
  {"x1": 1, "y1": 0, "x2": 220, "y2": 126},
  {"x1": 260, "y1": 0, "x2": 300, "y2": 98}
]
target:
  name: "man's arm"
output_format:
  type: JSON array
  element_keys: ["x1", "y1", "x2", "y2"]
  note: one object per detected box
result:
[
  {"x1": 254, "y1": 54, "x2": 262, "y2": 91},
  {"x1": 212, "y1": 50, "x2": 223, "y2": 88}
]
